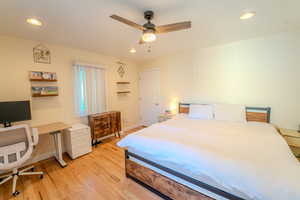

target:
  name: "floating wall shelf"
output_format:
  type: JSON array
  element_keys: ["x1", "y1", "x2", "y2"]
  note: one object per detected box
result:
[
  {"x1": 116, "y1": 81, "x2": 130, "y2": 84},
  {"x1": 29, "y1": 71, "x2": 57, "y2": 82},
  {"x1": 30, "y1": 79, "x2": 57, "y2": 82},
  {"x1": 31, "y1": 86, "x2": 59, "y2": 97},
  {"x1": 32, "y1": 94, "x2": 59, "y2": 97},
  {"x1": 29, "y1": 71, "x2": 59, "y2": 97},
  {"x1": 117, "y1": 91, "x2": 130, "y2": 94}
]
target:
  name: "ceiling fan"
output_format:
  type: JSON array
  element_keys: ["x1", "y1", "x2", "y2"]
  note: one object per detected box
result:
[{"x1": 110, "y1": 10, "x2": 191, "y2": 44}]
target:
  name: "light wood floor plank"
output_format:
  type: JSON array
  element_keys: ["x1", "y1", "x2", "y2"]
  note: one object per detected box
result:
[{"x1": 0, "y1": 126, "x2": 161, "y2": 200}]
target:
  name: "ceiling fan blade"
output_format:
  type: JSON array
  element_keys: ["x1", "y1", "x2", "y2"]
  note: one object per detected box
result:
[
  {"x1": 156, "y1": 21, "x2": 191, "y2": 34},
  {"x1": 110, "y1": 15, "x2": 145, "y2": 31}
]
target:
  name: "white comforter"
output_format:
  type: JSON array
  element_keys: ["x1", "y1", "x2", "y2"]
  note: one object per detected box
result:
[{"x1": 118, "y1": 116, "x2": 300, "y2": 200}]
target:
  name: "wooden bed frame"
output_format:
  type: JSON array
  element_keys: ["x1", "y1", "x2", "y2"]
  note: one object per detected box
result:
[
  {"x1": 178, "y1": 103, "x2": 271, "y2": 123},
  {"x1": 125, "y1": 103, "x2": 271, "y2": 200}
]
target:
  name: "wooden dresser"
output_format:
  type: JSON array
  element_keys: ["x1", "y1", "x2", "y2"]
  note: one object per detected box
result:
[{"x1": 88, "y1": 111, "x2": 121, "y2": 145}]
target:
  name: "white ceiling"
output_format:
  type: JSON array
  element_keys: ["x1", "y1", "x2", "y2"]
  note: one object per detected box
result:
[{"x1": 1, "y1": 0, "x2": 300, "y2": 63}]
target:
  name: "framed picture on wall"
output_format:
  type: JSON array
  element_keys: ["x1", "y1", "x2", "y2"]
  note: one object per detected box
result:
[{"x1": 33, "y1": 44, "x2": 51, "y2": 64}]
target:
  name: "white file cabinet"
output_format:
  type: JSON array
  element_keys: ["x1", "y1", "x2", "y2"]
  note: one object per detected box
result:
[{"x1": 64, "y1": 124, "x2": 92, "y2": 159}]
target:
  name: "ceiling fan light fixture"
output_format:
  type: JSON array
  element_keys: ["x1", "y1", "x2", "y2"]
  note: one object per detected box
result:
[
  {"x1": 110, "y1": 11, "x2": 191, "y2": 44},
  {"x1": 142, "y1": 29, "x2": 156, "y2": 42}
]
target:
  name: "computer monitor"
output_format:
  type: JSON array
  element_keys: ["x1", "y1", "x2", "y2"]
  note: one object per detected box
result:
[{"x1": 0, "y1": 101, "x2": 32, "y2": 127}]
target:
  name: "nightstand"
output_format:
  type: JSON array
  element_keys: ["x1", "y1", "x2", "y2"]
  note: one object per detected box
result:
[
  {"x1": 280, "y1": 128, "x2": 300, "y2": 158},
  {"x1": 159, "y1": 113, "x2": 175, "y2": 122}
]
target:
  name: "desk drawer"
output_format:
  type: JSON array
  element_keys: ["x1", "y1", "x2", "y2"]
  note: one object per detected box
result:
[
  {"x1": 65, "y1": 124, "x2": 92, "y2": 159},
  {"x1": 70, "y1": 133, "x2": 90, "y2": 144},
  {"x1": 71, "y1": 137, "x2": 91, "y2": 148},
  {"x1": 69, "y1": 143, "x2": 92, "y2": 159},
  {"x1": 70, "y1": 128, "x2": 89, "y2": 137}
]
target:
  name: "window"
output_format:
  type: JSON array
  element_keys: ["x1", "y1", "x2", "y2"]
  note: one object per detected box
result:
[{"x1": 74, "y1": 63, "x2": 106, "y2": 117}]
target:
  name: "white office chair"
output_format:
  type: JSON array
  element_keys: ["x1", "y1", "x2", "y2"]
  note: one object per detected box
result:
[{"x1": 0, "y1": 124, "x2": 43, "y2": 196}]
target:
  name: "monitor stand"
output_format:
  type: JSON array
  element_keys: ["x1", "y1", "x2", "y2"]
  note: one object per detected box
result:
[{"x1": 3, "y1": 121, "x2": 12, "y2": 128}]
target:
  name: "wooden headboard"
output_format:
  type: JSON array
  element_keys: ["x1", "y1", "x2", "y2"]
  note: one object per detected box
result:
[{"x1": 178, "y1": 103, "x2": 271, "y2": 123}]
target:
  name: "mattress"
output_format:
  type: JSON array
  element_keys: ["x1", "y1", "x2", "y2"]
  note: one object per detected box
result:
[{"x1": 118, "y1": 116, "x2": 300, "y2": 200}]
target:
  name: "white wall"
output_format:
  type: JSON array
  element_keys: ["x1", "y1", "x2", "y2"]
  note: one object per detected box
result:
[
  {"x1": 141, "y1": 31, "x2": 300, "y2": 129},
  {"x1": 0, "y1": 35, "x2": 140, "y2": 162}
]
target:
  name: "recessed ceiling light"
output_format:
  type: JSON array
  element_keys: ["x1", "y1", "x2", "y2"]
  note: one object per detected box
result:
[
  {"x1": 129, "y1": 48, "x2": 136, "y2": 53},
  {"x1": 26, "y1": 18, "x2": 42, "y2": 26},
  {"x1": 240, "y1": 12, "x2": 256, "y2": 20}
]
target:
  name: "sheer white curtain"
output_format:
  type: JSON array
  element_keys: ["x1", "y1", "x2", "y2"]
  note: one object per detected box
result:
[{"x1": 73, "y1": 63, "x2": 106, "y2": 117}]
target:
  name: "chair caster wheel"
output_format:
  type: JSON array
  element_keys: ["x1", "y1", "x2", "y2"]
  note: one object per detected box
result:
[
  {"x1": 13, "y1": 191, "x2": 20, "y2": 196},
  {"x1": 40, "y1": 174, "x2": 44, "y2": 179}
]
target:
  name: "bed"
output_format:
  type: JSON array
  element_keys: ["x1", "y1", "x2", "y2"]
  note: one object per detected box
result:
[{"x1": 118, "y1": 103, "x2": 300, "y2": 200}]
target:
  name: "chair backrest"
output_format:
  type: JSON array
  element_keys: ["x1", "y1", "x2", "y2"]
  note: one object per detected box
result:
[{"x1": 0, "y1": 124, "x2": 37, "y2": 170}]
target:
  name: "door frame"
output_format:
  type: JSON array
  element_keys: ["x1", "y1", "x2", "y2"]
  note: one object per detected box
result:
[{"x1": 139, "y1": 68, "x2": 161, "y2": 126}]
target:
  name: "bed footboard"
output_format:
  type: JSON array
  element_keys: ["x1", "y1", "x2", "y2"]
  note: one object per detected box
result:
[
  {"x1": 125, "y1": 150, "x2": 245, "y2": 200},
  {"x1": 125, "y1": 155, "x2": 213, "y2": 200}
]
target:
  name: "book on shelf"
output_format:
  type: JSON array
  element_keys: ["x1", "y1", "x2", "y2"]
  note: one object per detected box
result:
[{"x1": 32, "y1": 86, "x2": 58, "y2": 96}]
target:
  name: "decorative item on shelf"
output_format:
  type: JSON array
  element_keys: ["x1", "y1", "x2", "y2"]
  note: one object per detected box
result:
[
  {"x1": 29, "y1": 71, "x2": 57, "y2": 81},
  {"x1": 117, "y1": 61, "x2": 126, "y2": 78},
  {"x1": 33, "y1": 44, "x2": 51, "y2": 64},
  {"x1": 31, "y1": 86, "x2": 58, "y2": 97},
  {"x1": 116, "y1": 79, "x2": 130, "y2": 95}
]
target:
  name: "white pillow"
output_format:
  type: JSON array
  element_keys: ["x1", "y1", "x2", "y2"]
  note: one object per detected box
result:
[
  {"x1": 214, "y1": 104, "x2": 246, "y2": 122},
  {"x1": 188, "y1": 104, "x2": 214, "y2": 120}
]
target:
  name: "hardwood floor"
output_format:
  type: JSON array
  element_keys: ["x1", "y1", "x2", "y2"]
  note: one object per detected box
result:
[
  {"x1": 2, "y1": 126, "x2": 299, "y2": 200},
  {"x1": 0, "y1": 126, "x2": 162, "y2": 200}
]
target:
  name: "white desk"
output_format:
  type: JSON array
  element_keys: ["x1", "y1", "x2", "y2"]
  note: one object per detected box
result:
[{"x1": 34, "y1": 122, "x2": 71, "y2": 168}]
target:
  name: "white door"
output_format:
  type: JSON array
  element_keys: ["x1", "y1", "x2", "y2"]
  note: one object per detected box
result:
[{"x1": 139, "y1": 69, "x2": 160, "y2": 126}]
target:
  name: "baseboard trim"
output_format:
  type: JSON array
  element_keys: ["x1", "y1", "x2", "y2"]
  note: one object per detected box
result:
[{"x1": 121, "y1": 124, "x2": 143, "y2": 135}]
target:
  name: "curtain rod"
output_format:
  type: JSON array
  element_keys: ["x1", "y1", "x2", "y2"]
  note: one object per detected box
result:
[{"x1": 73, "y1": 61, "x2": 106, "y2": 69}]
